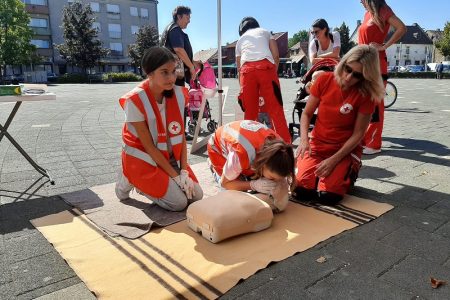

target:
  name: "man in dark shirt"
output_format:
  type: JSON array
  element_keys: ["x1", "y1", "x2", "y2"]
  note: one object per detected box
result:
[
  {"x1": 161, "y1": 6, "x2": 198, "y2": 139},
  {"x1": 161, "y1": 6, "x2": 197, "y2": 86}
]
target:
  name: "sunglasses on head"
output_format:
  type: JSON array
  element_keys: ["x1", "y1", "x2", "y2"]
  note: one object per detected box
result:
[{"x1": 344, "y1": 64, "x2": 364, "y2": 80}]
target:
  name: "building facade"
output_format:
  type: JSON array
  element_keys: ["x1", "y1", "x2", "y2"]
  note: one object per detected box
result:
[{"x1": 22, "y1": 0, "x2": 158, "y2": 75}]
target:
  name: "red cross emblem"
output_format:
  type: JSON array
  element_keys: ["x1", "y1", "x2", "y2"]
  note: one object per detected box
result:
[{"x1": 168, "y1": 121, "x2": 181, "y2": 135}]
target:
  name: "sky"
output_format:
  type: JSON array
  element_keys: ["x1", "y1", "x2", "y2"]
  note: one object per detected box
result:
[{"x1": 157, "y1": 0, "x2": 450, "y2": 52}]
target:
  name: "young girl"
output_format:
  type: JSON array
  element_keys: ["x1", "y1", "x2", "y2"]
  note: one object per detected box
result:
[
  {"x1": 115, "y1": 46, "x2": 203, "y2": 211},
  {"x1": 295, "y1": 45, "x2": 385, "y2": 206},
  {"x1": 207, "y1": 120, "x2": 295, "y2": 212}
]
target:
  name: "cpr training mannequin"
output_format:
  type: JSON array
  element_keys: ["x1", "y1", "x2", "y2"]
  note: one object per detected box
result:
[
  {"x1": 294, "y1": 45, "x2": 385, "y2": 206},
  {"x1": 207, "y1": 120, "x2": 295, "y2": 212},
  {"x1": 115, "y1": 46, "x2": 203, "y2": 211}
]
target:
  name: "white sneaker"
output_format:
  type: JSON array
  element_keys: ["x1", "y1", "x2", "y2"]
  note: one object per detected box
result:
[
  {"x1": 115, "y1": 172, "x2": 134, "y2": 200},
  {"x1": 363, "y1": 147, "x2": 381, "y2": 155}
]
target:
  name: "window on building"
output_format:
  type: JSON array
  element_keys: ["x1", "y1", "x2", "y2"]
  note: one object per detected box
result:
[
  {"x1": 92, "y1": 22, "x2": 101, "y2": 32},
  {"x1": 24, "y1": 0, "x2": 47, "y2": 5},
  {"x1": 31, "y1": 39, "x2": 50, "y2": 48},
  {"x1": 405, "y1": 46, "x2": 410, "y2": 55},
  {"x1": 90, "y1": 2, "x2": 100, "y2": 12},
  {"x1": 130, "y1": 7, "x2": 138, "y2": 16},
  {"x1": 110, "y1": 42, "x2": 123, "y2": 56},
  {"x1": 29, "y1": 18, "x2": 48, "y2": 28},
  {"x1": 131, "y1": 25, "x2": 139, "y2": 35},
  {"x1": 140, "y1": 8, "x2": 149, "y2": 18},
  {"x1": 108, "y1": 24, "x2": 121, "y2": 38},
  {"x1": 107, "y1": 4, "x2": 120, "y2": 14}
]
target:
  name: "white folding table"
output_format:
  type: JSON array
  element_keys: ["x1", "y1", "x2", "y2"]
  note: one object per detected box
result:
[{"x1": 0, "y1": 93, "x2": 56, "y2": 184}]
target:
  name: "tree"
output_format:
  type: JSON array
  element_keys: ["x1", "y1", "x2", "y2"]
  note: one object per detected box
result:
[
  {"x1": 128, "y1": 25, "x2": 159, "y2": 74},
  {"x1": 0, "y1": 0, "x2": 37, "y2": 81},
  {"x1": 435, "y1": 21, "x2": 450, "y2": 59},
  {"x1": 55, "y1": 2, "x2": 109, "y2": 74},
  {"x1": 288, "y1": 30, "x2": 309, "y2": 48},
  {"x1": 336, "y1": 22, "x2": 355, "y2": 56}
]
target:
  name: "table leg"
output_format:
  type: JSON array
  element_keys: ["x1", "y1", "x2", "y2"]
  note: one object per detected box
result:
[{"x1": 0, "y1": 102, "x2": 55, "y2": 184}]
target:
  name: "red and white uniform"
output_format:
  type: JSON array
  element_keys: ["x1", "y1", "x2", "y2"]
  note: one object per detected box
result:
[
  {"x1": 236, "y1": 28, "x2": 291, "y2": 143},
  {"x1": 359, "y1": 5, "x2": 394, "y2": 150},
  {"x1": 119, "y1": 80, "x2": 197, "y2": 198},
  {"x1": 207, "y1": 120, "x2": 280, "y2": 180},
  {"x1": 296, "y1": 73, "x2": 375, "y2": 195}
]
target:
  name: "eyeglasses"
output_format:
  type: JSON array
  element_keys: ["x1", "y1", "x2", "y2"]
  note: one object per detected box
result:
[
  {"x1": 311, "y1": 29, "x2": 321, "y2": 35},
  {"x1": 344, "y1": 64, "x2": 364, "y2": 80}
]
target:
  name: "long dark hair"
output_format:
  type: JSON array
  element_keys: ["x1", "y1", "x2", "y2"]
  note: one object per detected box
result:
[
  {"x1": 312, "y1": 18, "x2": 332, "y2": 40},
  {"x1": 252, "y1": 138, "x2": 296, "y2": 191}
]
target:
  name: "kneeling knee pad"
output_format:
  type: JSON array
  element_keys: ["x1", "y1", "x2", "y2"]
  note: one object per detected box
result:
[{"x1": 318, "y1": 191, "x2": 343, "y2": 206}]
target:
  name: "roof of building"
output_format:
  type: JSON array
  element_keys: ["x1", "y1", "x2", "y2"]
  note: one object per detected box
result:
[
  {"x1": 392, "y1": 23, "x2": 433, "y2": 44},
  {"x1": 193, "y1": 48, "x2": 218, "y2": 62}
]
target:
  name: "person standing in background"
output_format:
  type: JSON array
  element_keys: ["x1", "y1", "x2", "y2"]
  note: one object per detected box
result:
[
  {"x1": 358, "y1": 0, "x2": 406, "y2": 155},
  {"x1": 308, "y1": 18, "x2": 341, "y2": 65},
  {"x1": 436, "y1": 62, "x2": 444, "y2": 79},
  {"x1": 236, "y1": 17, "x2": 291, "y2": 144},
  {"x1": 161, "y1": 6, "x2": 198, "y2": 140}
]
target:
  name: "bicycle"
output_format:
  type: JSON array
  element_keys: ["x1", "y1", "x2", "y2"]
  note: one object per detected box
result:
[{"x1": 384, "y1": 80, "x2": 397, "y2": 108}]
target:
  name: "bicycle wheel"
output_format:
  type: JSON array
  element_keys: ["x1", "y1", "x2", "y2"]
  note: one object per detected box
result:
[{"x1": 384, "y1": 81, "x2": 398, "y2": 108}]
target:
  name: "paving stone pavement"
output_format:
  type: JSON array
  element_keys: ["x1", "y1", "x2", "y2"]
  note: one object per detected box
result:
[{"x1": 1, "y1": 78, "x2": 450, "y2": 299}]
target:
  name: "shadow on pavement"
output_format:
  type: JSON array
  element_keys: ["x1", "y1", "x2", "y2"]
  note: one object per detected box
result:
[{"x1": 386, "y1": 108, "x2": 431, "y2": 114}]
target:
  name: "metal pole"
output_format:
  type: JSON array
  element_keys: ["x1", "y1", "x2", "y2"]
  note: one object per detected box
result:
[{"x1": 217, "y1": 0, "x2": 223, "y2": 126}]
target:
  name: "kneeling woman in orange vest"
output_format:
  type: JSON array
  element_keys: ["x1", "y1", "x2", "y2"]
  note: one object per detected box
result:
[
  {"x1": 294, "y1": 45, "x2": 385, "y2": 206},
  {"x1": 207, "y1": 120, "x2": 295, "y2": 212},
  {"x1": 115, "y1": 46, "x2": 203, "y2": 211}
]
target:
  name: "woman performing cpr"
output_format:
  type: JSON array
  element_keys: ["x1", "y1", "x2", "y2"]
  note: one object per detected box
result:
[{"x1": 207, "y1": 120, "x2": 295, "y2": 212}]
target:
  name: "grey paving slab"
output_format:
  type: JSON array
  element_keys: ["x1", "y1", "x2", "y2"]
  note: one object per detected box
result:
[
  {"x1": 380, "y1": 255, "x2": 450, "y2": 300},
  {"x1": 380, "y1": 225, "x2": 450, "y2": 264},
  {"x1": 33, "y1": 283, "x2": 96, "y2": 300},
  {"x1": 380, "y1": 205, "x2": 449, "y2": 232}
]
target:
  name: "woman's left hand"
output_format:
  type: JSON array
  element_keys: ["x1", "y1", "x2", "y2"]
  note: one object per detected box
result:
[
  {"x1": 315, "y1": 157, "x2": 338, "y2": 178},
  {"x1": 369, "y1": 42, "x2": 384, "y2": 51}
]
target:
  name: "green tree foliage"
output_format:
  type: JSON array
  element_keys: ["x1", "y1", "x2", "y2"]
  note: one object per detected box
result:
[
  {"x1": 336, "y1": 22, "x2": 355, "y2": 56},
  {"x1": 128, "y1": 25, "x2": 159, "y2": 74},
  {"x1": 288, "y1": 30, "x2": 309, "y2": 48},
  {"x1": 435, "y1": 21, "x2": 450, "y2": 59},
  {"x1": 55, "y1": 2, "x2": 109, "y2": 74},
  {"x1": 0, "y1": 0, "x2": 37, "y2": 80}
]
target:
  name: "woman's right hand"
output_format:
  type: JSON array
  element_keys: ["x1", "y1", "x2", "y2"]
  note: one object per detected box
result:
[
  {"x1": 250, "y1": 178, "x2": 277, "y2": 194},
  {"x1": 295, "y1": 138, "x2": 311, "y2": 158}
]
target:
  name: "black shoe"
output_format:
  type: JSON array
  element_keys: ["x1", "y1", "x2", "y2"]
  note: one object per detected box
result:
[{"x1": 185, "y1": 133, "x2": 193, "y2": 141}]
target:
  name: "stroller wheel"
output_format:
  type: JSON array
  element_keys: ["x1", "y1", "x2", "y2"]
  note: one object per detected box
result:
[
  {"x1": 188, "y1": 122, "x2": 196, "y2": 135},
  {"x1": 207, "y1": 120, "x2": 217, "y2": 133}
]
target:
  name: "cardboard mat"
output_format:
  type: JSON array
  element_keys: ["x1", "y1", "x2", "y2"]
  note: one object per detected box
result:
[{"x1": 31, "y1": 194, "x2": 393, "y2": 299}]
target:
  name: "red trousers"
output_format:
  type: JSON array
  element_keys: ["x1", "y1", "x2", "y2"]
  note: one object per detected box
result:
[
  {"x1": 363, "y1": 80, "x2": 386, "y2": 150},
  {"x1": 239, "y1": 60, "x2": 291, "y2": 143},
  {"x1": 296, "y1": 142, "x2": 362, "y2": 196}
]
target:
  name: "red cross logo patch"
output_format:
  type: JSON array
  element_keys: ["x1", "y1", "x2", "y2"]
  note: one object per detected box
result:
[
  {"x1": 340, "y1": 103, "x2": 353, "y2": 114},
  {"x1": 168, "y1": 121, "x2": 181, "y2": 135}
]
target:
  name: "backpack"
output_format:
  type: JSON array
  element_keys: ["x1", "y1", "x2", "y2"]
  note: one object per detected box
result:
[
  {"x1": 160, "y1": 22, "x2": 180, "y2": 52},
  {"x1": 315, "y1": 32, "x2": 334, "y2": 52}
]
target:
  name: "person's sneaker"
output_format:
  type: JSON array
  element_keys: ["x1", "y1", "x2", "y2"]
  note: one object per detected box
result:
[
  {"x1": 115, "y1": 172, "x2": 134, "y2": 200},
  {"x1": 362, "y1": 147, "x2": 381, "y2": 155}
]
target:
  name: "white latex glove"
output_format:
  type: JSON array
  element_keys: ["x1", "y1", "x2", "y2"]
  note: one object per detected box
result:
[
  {"x1": 180, "y1": 169, "x2": 189, "y2": 186},
  {"x1": 249, "y1": 178, "x2": 277, "y2": 194},
  {"x1": 184, "y1": 176, "x2": 195, "y2": 200},
  {"x1": 173, "y1": 175, "x2": 184, "y2": 189}
]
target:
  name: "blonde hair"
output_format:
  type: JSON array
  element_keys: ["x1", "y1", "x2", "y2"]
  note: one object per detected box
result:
[
  {"x1": 334, "y1": 45, "x2": 385, "y2": 101},
  {"x1": 251, "y1": 138, "x2": 296, "y2": 191},
  {"x1": 364, "y1": 0, "x2": 388, "y2": 31}
]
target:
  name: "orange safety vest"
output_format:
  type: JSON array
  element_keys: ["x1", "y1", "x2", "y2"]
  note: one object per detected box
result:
[
  {"x1": 208, "y1": 120, "x2": 280, "y2": 176},
  {"x1": 119, "y1": 80, "x2": 197, "y2": 198}
]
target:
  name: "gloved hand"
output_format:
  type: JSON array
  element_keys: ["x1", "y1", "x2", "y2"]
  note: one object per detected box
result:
[
  {"x1": 180, "y1": 169, "x2": 195, "y2": 200},
  {"x1": 249, "y1": 178, "x2": 277, "y2": 194},
  {"x1": 184, "y1": 176, "x2": 195, "y2": 200},
  {"x1": 173, "y1": 175, "x2": 184, "y2": 189}
]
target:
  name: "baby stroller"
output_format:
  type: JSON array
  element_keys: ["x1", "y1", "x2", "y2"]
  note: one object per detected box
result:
[
  {"x1": 288, "y1": 58, "x2": 338, "y2": 139},
  {"x1": 187, "y1": 62, "x2": 218, "y2": 135}
]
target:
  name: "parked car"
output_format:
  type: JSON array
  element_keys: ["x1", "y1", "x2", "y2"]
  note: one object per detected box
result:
[
  {"x1": 47, "y1": 72, "x2": 58, "y2": 82},
  {"x1": 405, "y1": 65, "x2": 424, "y2": 73},
  {"x1": 387, "y1": 66, "x2": 398, "y2": 73}
]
